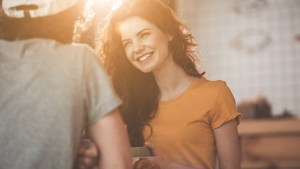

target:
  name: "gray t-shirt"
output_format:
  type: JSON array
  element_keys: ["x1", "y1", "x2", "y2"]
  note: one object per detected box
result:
[{"x1": 0, "y1": 39, "x2": 121, "y2": 169}]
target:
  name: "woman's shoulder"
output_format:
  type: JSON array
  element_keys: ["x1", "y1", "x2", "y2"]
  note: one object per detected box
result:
[
  {"x1": 194, "y1": 77, "x2": 227, "y2": 90},
  {"x1": 189, "y1": 77, "x2": 234, "y2": 100}
]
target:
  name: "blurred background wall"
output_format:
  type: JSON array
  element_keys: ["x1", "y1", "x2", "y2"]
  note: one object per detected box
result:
[{"x1": 176, "y1": 0, "x2": 300, "y2": 118}]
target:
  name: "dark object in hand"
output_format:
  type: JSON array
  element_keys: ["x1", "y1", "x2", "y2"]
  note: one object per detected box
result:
[{"x1": 131, "y1": 146, "x2": 153, "y2": 157}]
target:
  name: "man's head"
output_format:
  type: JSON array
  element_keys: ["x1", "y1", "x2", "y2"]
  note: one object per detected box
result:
[
  {"x1": 0, "y1": 0, "x2": 93, "y2": 43},
  {"x1": 2, "y1": 0, "x2": 80, "y2": 18}
]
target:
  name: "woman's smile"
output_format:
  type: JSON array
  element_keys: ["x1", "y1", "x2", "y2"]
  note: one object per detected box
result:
[{"x1": 135, "y1": 52, "x2": 153, "y2": 62}]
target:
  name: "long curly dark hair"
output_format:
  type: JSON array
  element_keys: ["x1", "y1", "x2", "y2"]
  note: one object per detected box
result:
[{"x1": 98, "y1": 0, "x2": 204, "y2": 146}]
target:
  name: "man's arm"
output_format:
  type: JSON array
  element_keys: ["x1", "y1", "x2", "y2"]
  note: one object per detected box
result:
[{"x1": 88, "y1": 109, "x2": 132, "y2": 169}]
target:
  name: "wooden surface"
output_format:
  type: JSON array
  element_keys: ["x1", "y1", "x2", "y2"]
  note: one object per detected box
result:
[
  {"x1": 241, "y1": 161, "x2": 300, "y2": 169},
  {"x1": 239, "y1": 118, "x2": 300, "y2": 135},
  {"x1": 238, "y1": 118, "x2": 300, "y2": 169}
]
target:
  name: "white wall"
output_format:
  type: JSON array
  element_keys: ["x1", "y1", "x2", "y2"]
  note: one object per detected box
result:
[{"x1": 177, "y1": 0, "x2": 300, "y2": 116}]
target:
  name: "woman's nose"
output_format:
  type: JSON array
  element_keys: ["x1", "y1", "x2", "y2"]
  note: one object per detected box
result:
[{"x1": 133, "y1": 42, "x2": 144, "y2": 54}]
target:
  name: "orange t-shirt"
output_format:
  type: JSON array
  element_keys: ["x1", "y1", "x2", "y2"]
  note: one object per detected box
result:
[{"x1": 144, "y1": 77, "x2": 241, "y2": 169}]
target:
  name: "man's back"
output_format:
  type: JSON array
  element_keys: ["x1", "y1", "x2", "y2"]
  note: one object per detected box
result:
[{"x1": 0, "y1": 38, "x2": 121, "y2": 169}]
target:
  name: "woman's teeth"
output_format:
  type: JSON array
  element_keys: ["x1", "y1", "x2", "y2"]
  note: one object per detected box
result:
[{"x1": 137, "y1": 54, "x2": 151, "y2": 62}]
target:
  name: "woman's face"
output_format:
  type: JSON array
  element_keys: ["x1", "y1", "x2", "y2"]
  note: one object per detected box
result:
[{"x1": 119, "y1": 16, "x2": 172, "y2": 73}]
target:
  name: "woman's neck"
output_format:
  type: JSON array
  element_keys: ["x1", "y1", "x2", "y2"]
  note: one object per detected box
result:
[{"x1": 153, "y1": 59, "x2": 195, "y2": 101}]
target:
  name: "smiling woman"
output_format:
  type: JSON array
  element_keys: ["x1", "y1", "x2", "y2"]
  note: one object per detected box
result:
[
  {"x1": 95, "y1": 0, "x2": 241, "y2": 168},
  {"x1": 98, "y1": 0, "x2": 202, "y2": 147}
]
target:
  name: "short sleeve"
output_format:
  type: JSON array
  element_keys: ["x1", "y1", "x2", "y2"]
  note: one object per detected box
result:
[
  {"x1": 82, "y1": 47, "x2": 121, "y2": 125},
  {"x1": 211, "y1": 82, "x2": 241, "y2": 129}
]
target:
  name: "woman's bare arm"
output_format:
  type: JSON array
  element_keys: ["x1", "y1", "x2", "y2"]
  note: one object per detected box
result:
[{"x1": 214, "y1": 120, "x2": 241, "y2": 169}]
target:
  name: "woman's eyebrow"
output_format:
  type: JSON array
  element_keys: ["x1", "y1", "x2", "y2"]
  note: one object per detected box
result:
[{"x1": 136, "y1": 28, "x2": 150, "y2": 36}]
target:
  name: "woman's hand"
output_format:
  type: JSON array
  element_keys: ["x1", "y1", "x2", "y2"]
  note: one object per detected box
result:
[
  {"x1": 74, "y1": 138, "x2": 99, "y2": 169},
  {"x1": 143, "y1": 142, "x2": 204, "y2": 169},
  {"x1": 132, "y1": 142, "x2": 163, "y2": 169}
]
